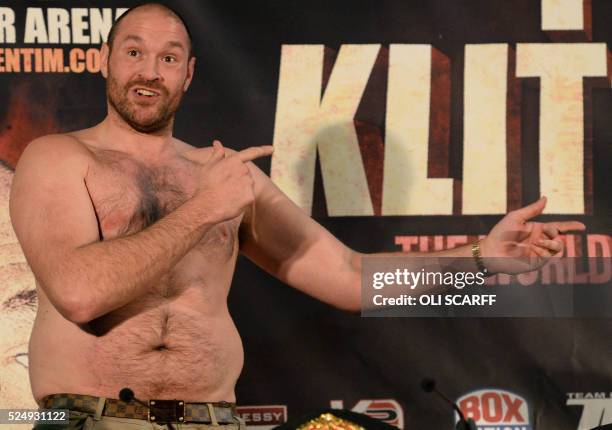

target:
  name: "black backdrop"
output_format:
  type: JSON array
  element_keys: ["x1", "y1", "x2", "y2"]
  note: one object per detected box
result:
[{"x1": 0, "y1": 1, "x2": 610, "y2": 429}]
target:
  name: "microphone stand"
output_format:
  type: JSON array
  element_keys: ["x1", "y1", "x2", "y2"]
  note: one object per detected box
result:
[{"x1": 421, "y1": 378, "x2": 476, "y2": 430}]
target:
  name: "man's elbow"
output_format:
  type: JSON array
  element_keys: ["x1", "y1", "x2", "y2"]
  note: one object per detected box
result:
[
  {"x1": 45, "y1": 277, "x2": 98, "y2": 324},
  {"x1": 67, "y1": 303, "x2": 99, "y2": 325},
  {"x1": 55, "y1": 292, "x2": 97, "y2": 324}
]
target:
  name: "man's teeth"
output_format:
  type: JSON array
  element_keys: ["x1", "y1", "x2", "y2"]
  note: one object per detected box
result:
[{"x1": 136, "y1": 89, "x2": 156, "y2": 96}]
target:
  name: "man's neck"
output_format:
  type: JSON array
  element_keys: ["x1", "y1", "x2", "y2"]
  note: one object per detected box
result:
[{"x1": 97, "y1": 108, "x2": 177, "y2": 162}]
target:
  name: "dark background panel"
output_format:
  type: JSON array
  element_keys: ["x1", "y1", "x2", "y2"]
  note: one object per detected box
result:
[{"x1": 0, "y1": 1, "x2": 610, "y2": 429}]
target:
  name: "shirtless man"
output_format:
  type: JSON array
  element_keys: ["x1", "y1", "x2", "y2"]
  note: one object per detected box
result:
[{"x1": 8, "y1": 2, "x2": 584, "y2": 429}]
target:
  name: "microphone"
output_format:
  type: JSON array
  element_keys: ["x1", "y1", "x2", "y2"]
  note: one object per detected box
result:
[
  {"x1": 119, "y1": 388, "x2": 175, "y2": 430},
  {"x1": 119, "y1": 388, "x2": 137, "y2": 403},
  {"x1": 421, "y1": 378, "x2": 476, "y2": 430}
]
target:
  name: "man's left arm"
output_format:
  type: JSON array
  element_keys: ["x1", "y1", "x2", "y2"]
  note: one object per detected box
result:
[{"x1": 240, "y1": 164, "x2": 586, "y2": 312}]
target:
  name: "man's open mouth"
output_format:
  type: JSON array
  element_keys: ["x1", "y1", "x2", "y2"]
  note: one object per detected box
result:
[{"x1": 134, "y1": 88, "x2": 160, "y2": 97}]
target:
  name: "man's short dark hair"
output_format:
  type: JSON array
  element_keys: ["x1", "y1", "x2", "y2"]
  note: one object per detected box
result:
[{"x1": 106, "y1": 2, "x2": 195, "y2": 58}]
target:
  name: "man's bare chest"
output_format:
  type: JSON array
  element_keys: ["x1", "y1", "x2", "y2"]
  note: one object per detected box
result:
[{"x1": 83, "y1": 150, "x2": 239, "y2": 259}]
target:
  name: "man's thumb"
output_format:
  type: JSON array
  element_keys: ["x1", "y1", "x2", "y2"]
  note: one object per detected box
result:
[{"x1": 512, "y1": 196, "x2": 547, "y2": 221}]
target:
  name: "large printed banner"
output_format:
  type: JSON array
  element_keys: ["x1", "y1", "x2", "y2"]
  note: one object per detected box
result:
[{"x1": 0, "y1": 1, "x2": 610, "y2": 429}]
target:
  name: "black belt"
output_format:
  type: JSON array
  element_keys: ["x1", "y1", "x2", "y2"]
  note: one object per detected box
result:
[{"x1": 42, "y1": 393, "x2": 238, "y2": 424}]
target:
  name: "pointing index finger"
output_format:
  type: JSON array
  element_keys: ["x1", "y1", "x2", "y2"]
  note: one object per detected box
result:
[
  {"x1": 548, "y1": 221, "x2": 586, "y2": 233},
  {"x1": 237, "y1": 145, "x2": 274, "y2": 162}
]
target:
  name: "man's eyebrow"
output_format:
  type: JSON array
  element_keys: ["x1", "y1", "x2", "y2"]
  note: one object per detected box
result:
[
  {"x1": 118, "y1": 36, "x2": 186, "y2": 52},
  {"x1": 119, "y1": 34, "x2": 144, "y2": 44},
  {"x1": 2, "y1": 288, "x2": 37, "y2": 310},
  {"x1": 165, "y1": 40, "x2": 187, "y2": 51}
]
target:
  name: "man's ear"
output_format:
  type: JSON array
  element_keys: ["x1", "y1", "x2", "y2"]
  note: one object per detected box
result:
[
  {"x1": 100, "y1": 43, "x2": 109, "y2": 78},
  {"x1": 183, "y1": 57, "x2": 196, "y2": 92}
]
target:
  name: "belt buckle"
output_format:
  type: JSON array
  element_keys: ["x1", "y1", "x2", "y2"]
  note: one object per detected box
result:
[{"x1": 148, "y1": 399, "x2": 185, "y2": 423}]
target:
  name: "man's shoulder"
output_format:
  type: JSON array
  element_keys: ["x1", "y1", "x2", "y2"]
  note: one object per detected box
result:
[
  {"x1": 24, "y1": 132, "x2": 92, "y2": 156},
  {"x1": 174, "y1": 138, "x2": 197, "y2": 153},
  {"x1": 16, "y1": 133, "x2": 92, "y2": 175}
]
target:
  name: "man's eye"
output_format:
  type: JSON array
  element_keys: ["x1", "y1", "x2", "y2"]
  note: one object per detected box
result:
[
  {"x1": 127, "y1": 49, "x2": 140, "y2": 57},
  {"x1": 162, "y1": 55, "x2": 177, "y2": 63}
]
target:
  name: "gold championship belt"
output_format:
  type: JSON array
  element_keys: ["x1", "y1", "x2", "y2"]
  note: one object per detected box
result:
[
  {"x1": 275, "y1": 408, "x2": 398, "y2": 430},
  {"x1": 297, "y1": 413, "x2": 366, "y2": 430}
]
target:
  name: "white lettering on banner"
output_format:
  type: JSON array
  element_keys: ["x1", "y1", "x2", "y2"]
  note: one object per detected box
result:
[
  {"x1": 235, "y1": 405, "x2": 287, "y2": 429},
  {"x1": 516, "y1": 43, "x2": 607, "y2": 214},
  {"x1": 383, "y1": 44, "x2": 453, "y2": 215},
  {"x1": 23, "y1": 8, "x2": 127, "y2": 44},
  {"x1": 24, "y1": 8, "x2": 47, "y2": 43},
  {"x1": 271, "y1": 44, "x2": 378, "y2": 216},
  {"x1": 47, "y1": 8, "x2": 70, "y2": 44},
  {"x1": 241, "y1": 412, "x2": 283, "y2": 422},
  {"x1": 462, "y1": 44, "x2": 508, "y2": 214},
  {"x1": 541, "y1": 0, "x2": 584, "y2": 30},
  {"x1": 272, "y1": 41, "x2": 607, "y2": 216},
  {"x1": 71, "y1": 9, "x2": 88, "y2": 44},
  {"x1": 567, "y1": 396, "x2": 612, "y2": 430},
  {"x1": 0, "y1": 7, "x2": 16, "y2": 43}
]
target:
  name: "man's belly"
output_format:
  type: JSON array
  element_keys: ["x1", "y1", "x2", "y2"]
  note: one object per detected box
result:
[{"x1": 29, "y1": 286, "x2": 244, "y2": 404}]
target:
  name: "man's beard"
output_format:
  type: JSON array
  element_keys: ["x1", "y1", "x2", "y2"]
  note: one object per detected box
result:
[{"x1": 106, "y1": 66, "x2": 184, "y2": 134}]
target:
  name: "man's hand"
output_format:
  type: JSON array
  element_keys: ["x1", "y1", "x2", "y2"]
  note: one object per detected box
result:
[
  {"x1": 480, "y1": 196, "x2": 586, "y2": 274},
  {"x1": 190, "y1": 140, "x2": 273, "y2": 223}
]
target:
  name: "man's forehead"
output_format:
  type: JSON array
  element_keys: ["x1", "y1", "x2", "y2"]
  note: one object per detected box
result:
[{"x1": 113, "y1": 8, "x2": 190, "y2": 49}]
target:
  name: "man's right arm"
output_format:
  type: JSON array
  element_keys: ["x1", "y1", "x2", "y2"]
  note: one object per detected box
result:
[{"x1": 9, "y1": 136, "x2": 268, "y2": 324}]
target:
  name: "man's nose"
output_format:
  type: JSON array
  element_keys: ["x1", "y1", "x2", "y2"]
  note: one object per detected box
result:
[{"x1": 138, "y1": 55, "x2": 162, "y2": 82}]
